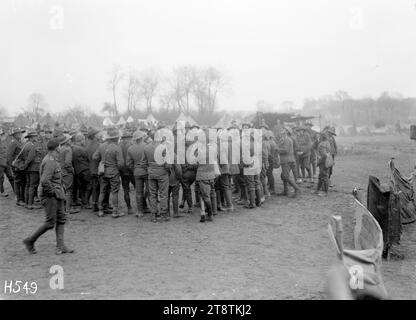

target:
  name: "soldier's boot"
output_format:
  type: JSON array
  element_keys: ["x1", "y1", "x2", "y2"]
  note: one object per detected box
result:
[
  {"x1": 205, "y1": 200, "x2": 214, "y2": 222},
  {"x1": 233, "y1": 182, "x2": 240, "y2": 194},
  {"x1": 179, "y1": 198, "x2": 185, "y2": 209},
  {"x1": 314, "y1": 179, "x2": 323, "y2": 194},
  {"x1": 288, "y1": 179, "x2": 301, "y2": 198},
  {"x1": 255, "y1": 188, "x2": 264, "y2": 207},
  {"x1": 211, "y1": 192, "x2": 217, "y2": 216},
  {"x1": 23, "y1": 224, "x2": 50, "y2": 254},
  {"x1": 92, "y1": 202, "x2": 99, "y2": 212},
  {"x1": 276, "y1": 182, "x2": 289, "y2": 196},
  {"x1": 55, "y1": 224, "x2": 74, "y2": 255},
  {"x1": 244, "y1": 189, "x2": 256, "y2": 209},
  {"x1": 224, "y1": 189, "x2": 234, "y2": 212},
  {"x1": 216, "y1": 191, "x2": 223, "y2": 212}
]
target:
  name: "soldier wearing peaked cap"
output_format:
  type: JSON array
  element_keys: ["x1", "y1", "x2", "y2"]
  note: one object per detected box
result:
[
  {"x1": 119, "y1": 129, "x2": 135, "y2": 215},
  {"x1": 23, "y1": 138, "x2": 74, "y2": 255},
  {"x1": 7, "y1": 128, "x2": 26, "y2": 203},
  {"x1": 56, "y1": 134, "x2": 79, "y2": 215},
  {"x1": 126, "y1": 129, "x2": 149, "y2": 218},
  {"x1": 93, "y1": 127, "x2": 124, "y2": 218}
]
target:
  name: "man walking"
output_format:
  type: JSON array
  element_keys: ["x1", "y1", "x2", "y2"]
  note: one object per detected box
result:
[{"x1": 23, "y1": 139, "x2": 74, "y2": 255}]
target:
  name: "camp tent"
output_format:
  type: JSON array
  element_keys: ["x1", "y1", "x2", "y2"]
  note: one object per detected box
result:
[
  {"x1": 146, "y1": 114, "x2": 158, "y2": 125},
  {"x1": 103, "y1": 117, "x2": 114, "y2": 127},
  {"x1": 126, "y1": 116, "x2": 134, "y2": 123},
  {"x1": 175, "y1": 112, "x2": 198, "y2": 126},
  {"x1": 116, "y1": 116, "x2": 126, "y2": 126}
]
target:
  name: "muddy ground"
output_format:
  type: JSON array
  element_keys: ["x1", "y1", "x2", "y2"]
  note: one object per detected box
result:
[{"x1": 1, "y1": 135, "x2": 415, "y2": 300}]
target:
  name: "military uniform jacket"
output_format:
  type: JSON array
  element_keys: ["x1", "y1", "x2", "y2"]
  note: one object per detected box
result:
[
  {"x1": 72, "y1": 145, "x2": 90, "y2": 175},
  {"x1": 328, "y1": 136, "x2": 337, "y2": 156},
  {"x1": 57, "y1": 145, "x2": 74, "y2": 175},
  {"x1": 144, "y1": 141, "x2": 170, "y2": 178},
  {"x1": 318, "y1": 140, "x2": 331, "y2": 165},
  {"x1": 93, "y1": 141, "x2": 124, "y2": 178},
  {"x1": 23, "y1": 141, "x2": 43, "y2": 172},
  {"x1": 297, "y1": 132, "x2": 312, "y2": 155},
  {"x1": 126, "y1": 142, "x2": 148, "y2": 177},
  {"x1": 86, "y1": 140, "x2": 99, "y2": 175},
  {"x1": 6, "y1": 138, "x2": 21, "y2": 167},
  {"x1": 39, "y1": 153, "x2": 65, "y2": 200},
  {"x1": 0, "y1": 140, "x2": 7, "y2": 167},
  {"x1": 277, "y1": 136, "x2": 295, "y2": 164},
  {"x1": 119, "y1": 139, "x2": 133, "y2": 176}
]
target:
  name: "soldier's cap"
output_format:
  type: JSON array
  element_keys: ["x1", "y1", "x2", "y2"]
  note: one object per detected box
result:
[
  {"x1": 132, "y1": 129, "x2": 146, "y2": 141},
  {"x1": 47, "y1": 139, "x2": 60, "y2": 151},
  {"x1": 87, "y1": 128, "x2": 100, "y2": 139},
  {"x1": 105, "y1": 128, "x2": 120, "y2": 140},
  {"x1": 58, "y1": 133, "x2": 72, "y2": 145},
  {"x1": 328, "y1": 126, "x2": 336, "y2": 136},
  {"x1": 11, "y1": 128, "x2": 25, "y2": 135},
  {"x1": 190, "y1": 124, "x2": 200, "y2": 129},
  {"x1": 305, "y1": 122, "x2": 313, "y2": 127},
  {"x1": 26, "y1": 130, "x2": 38, "y2": 138},
  {"x1": 121, "y1": 129, "x2": 133, "y2": 138}
]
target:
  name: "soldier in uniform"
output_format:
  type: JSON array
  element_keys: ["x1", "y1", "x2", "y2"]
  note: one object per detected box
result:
[
  {"x1": 242, "y1": 129, "x2": 263, "y2": 208},
  {"x1": 327, "y1": 126, "x2": 337, "y2": 187},
  {"x1": 57, "y1": 134, "x2": 79, "y2": 214},
  {"x1": 0, "y1": 127, "x2": 10, "y2": 197},
  {"x1": 315, "y1": 132, "x2": 331, "y2": 196},
  {"x1": 296, "y1": 126, "x2": 313, "y2": 182},
  {"x1": 119, "y1": 129, "x2": 135, "y2": 215},
  {"x1": 7, "y1": 128, "x2": 25, "y2": 202},
  {"x1": 266, "y1": 130, "x2": 279, "y2": 195},
  {"x1": 260, "y1": 123, "x2": 270, "y2": 199},
  {"x1": 85, "y1": 128, "x2": 101, "y2": 212},
  {"x1": 305, "y1": 122, "x2": 318, "y2": 182},
  {"x1": 21, "y1": 130, "x2": 42, "y2": 209},
  {"x1": 72, "y1": 133, "x2": 92, "y2": 209},
  {"x1": 93, "y1": 128, "x2": 124, "y2": 218},
  {"x1": 23, "y1": 139, "x2": 74, "y2": 255},
  {"x1": 180, "y1": 123, "x2": 198, "y2": 214},
  {"x1": 127, "y1": 129, "x2": 148, "y2": 218},
  {"x1": 276, "y1": 128, "x2": 301, "y2": 198},
  {"x1": 196, "y1": 137, "x2": 218, "y2": 222},
  {"x1": 144, "y1": 130, "x2": 170, "y2": 222}
]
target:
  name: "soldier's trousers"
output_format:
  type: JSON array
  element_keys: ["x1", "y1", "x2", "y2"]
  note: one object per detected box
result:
[
  {"x1": 310, "y1": 150, "x2": 317, "y2": 176},
  {"x1": 0, "y1": 165, "x2": 14, "y2": 193},
  {"x1": 87, "y1": 174, "x2": 100, "y2": 205},
  {"x1": 77, "y1": 171, "x2": 92, "y2": 206},
  {"x1": 148, "y1": 174, "x2": 169, "y2": 217},
  {"x1": 13, "y1": 170, "x2": 26, "y2": 202},
  {"x1": 181, "y1": 169, "x2": 196, "y2": 208},
  {"x1": 168, "y1": 184, "x2": 180, "y2": 216},
  {"x1": 216, "y1": 173, "x2": 232, "y2": 208},
  {"x1": 260, "y1": 167, "x2": 268, "y2": 195},
  {"x1": 98, "y1": 174, "x2": 120, "y2": 212},
  {"x1": 281, "y1": 162, "x2": 299, "y2": 192},
  {"x1": 197, "y1": 179, "x2": 216, "y2": 216},
  {"x1": 25, "y1": 171, "x2": 39, "y2": 206},
  {"x1": 244, "y1": 174, "x2": 262, "y2": 206},
  {"x1": 121, "y1": 174, "x2": 135, "y2": 209},
  {"x1": 266, "y1": 165, "x2": 275, "y2": 193},
  {"x1": 328, "y1": 155, "x2": 335, "y2": 180},
  {"x1": 317, "y1": 163, "x2": 329, "y2": 192},
  {"x1": 134, "y1": 174, "x2": 148, "y2": 214},
  {"x1": 299, "y1": 153, "x2": 311, "y2": 178}
]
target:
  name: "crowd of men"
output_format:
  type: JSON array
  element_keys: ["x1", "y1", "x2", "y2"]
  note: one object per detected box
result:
[{"x1": 0, "y1": 118, "x2": 337, "y2": 226}]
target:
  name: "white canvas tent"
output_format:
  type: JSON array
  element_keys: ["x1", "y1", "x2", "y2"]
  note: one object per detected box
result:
[
  {"x1": 146, "y1": 114, "x2": 158, "y2": 125},
  {"x1": 126, "y1": 116, "x2": 134, "y2": 123},
  {"x1": 116, "y1": 116, "x2": 126, "y2": 126},
  {"x1": 103, "y1": 117, "x2": 114, "y2": 127},
  {"x1": 176, "y1": 112, "x2": 198, "y2": 126}
]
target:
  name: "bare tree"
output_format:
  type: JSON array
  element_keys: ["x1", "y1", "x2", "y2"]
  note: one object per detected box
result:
[
  {"x1": 27, "y1": 93, "x2": 47, "y2": 123},
  {"x1": 169, "y1": 65, "x2": 196, "y2": 113},
  {"x1": 107, "y1": 65, "x2": 124, "y2": 116},
  {"x1": 138, "y1": 68, "x2": 159, "y2": 114},
  {"x1": 125, "y1": 68, "x2": 141, "y2": 114},
  {"x1": 102, "y1": 102, "x2": 117, "y2": 117}
]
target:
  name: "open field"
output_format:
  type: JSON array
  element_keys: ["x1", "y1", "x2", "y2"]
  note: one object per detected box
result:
[{"x1": 1, "y1": 135, "x2": 415, "y2": 299}]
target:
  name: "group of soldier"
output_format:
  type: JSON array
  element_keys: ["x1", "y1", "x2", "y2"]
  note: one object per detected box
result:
[{"x1": 0, "y1": 118, "x2": 337, "y2": 254}]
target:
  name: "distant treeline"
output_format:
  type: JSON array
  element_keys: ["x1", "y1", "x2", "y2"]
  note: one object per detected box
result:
[{"x1": 302, "y1": 91, "x2": 416, "y2": 127}]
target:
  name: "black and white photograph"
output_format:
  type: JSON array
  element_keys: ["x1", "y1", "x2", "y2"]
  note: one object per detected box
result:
[{"x1": 1, "y1": 0, "x2": 416, "y2": 305}]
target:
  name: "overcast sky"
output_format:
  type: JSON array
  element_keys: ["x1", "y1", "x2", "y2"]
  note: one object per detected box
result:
[{"x1": 1, "y1": 0, "x2": 416, "y2": 116}]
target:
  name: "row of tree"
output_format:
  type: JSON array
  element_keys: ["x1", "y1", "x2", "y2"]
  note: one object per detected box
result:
[
  {"x1": 302, "y1": 91, "x2": 416, "y2": 127},
  {"x1": 104, "y1": 65, "x2": 229, "y2": 120}
]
